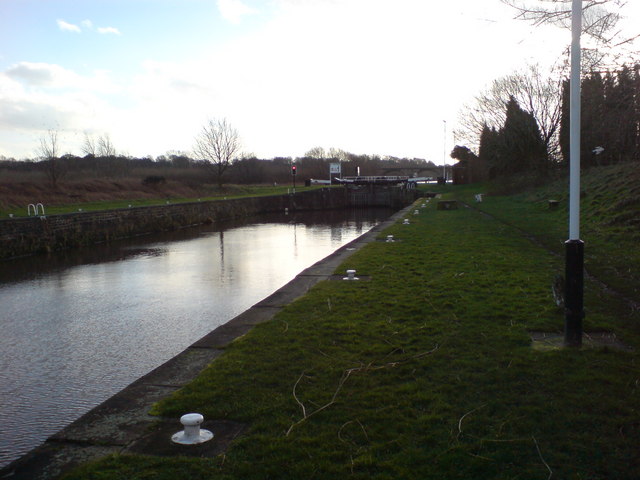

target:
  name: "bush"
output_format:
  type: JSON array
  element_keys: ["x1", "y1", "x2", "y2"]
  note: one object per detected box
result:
[{"x1": 142, "y1": 175, "x2": 166, "y2": 186}]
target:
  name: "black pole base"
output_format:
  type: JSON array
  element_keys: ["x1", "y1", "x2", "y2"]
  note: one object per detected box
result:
[{"x1": 564, "y1": 239, "x2": 585, "y2": 347}]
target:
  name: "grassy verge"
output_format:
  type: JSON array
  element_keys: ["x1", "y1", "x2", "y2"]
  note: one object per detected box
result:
[
  {"x1": 0, "y1": 185, "x2": 325, "y2": 218},
  {"x1": 63, "y1": 186, "x2": 640, "y2": 479},
  {"x1": 446, "y1": 163, "x2": 640, "y2": 301}
]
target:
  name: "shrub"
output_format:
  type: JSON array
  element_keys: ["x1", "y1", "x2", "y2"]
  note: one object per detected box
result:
[{"x1": 141, "y1": 175, "x2": 166, "y2": 186}]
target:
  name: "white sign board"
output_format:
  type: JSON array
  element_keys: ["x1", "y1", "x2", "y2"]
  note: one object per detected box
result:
[{"x1": 329, "y1": 163, "x2": 341, "y2": 175}]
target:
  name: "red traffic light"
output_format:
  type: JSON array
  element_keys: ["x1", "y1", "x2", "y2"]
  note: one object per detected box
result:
[{"x1": 291, "y1": 165, "x2": 297, "y2": 175}]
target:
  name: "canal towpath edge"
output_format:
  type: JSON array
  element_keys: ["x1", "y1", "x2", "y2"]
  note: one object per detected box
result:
[{"x1": 0, "y1": 204, "x2": 414, "y2": 480}]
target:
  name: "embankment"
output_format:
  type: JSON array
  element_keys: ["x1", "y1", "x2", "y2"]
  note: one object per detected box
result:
[{"x1": 0, "y1": 187, "x2": 419, "y2": 260}]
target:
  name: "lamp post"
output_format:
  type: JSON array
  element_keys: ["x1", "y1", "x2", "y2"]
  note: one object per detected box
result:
[{"x1": 565, "y1": 0, "x2": 584, "y2": 347}]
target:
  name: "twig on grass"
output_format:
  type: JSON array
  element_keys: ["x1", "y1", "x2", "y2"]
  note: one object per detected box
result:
[
  {"x1": 533, "y1": 435, "x2": 553, "y2": 480},
  {"x1": 286, "y1": 369, "x2": 353, "y2": 436},
  {"x1": 338, "y1": 419, "x2": 370, "y2": 444},
  {"x1": 316, "y1": 348, "x2": 331, "y2": 358},
  {"x1": 468, "y1": 452, "x2": 494, "y2": 462},
  {"x1": 292, "y1": 372, "x2": 308, "y2": 418},
  {"x1": 286, "y1": 344, "x2": 440, "y2": 437},
  {"x1": 457, "y1": 404, "x2": 487, "y2": 440},
  {"x1": 414, "y1": 344, "x2": 440, "y2": 359}
]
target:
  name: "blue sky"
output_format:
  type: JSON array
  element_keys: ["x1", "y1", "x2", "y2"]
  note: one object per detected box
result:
[{"x1": 1, "y1": 0, "x2": 638, "y2": 163}]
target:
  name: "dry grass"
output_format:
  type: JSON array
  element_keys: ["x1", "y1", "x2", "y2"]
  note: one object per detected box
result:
[{"x1": 0, "y1": 175, "x2": 214, "y2": 211}]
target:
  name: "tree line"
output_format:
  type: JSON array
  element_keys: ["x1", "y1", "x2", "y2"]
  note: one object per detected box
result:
[
  {"x1": 465, "y1": 64, "x2": 640, "y2": 180},
  {"x1": 452, "y1": 0, "x2": 639, "y2": 182},
  {"x1": 0, "y1": 147, "x2": 438, "y2": 188}
]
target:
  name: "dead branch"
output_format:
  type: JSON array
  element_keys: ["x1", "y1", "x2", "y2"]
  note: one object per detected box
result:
[
  {"x1": 292, "y1": 372, "x2": 308, "y2": 419},
  {"x1": 533, "y1": 435, "x2": 553, "y2": 479},
  {"x1": 286, "y1": 369, "x2": 353, "y2": 436},
  {"x1": 286, "y1": 344, "x2": 439, "y2": 437},
  {"x1": 414, "y1": 344, "x2": 440, "y2": 358},
  {"x1": 338, "y1": 419, "x2": 370, "y2": 444},
  {"x1": 457, "y1": 404, "x2": 487, "y2": 440}
]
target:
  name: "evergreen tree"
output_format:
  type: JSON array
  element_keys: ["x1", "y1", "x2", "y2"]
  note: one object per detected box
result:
[
  {"x1": 495, "y1": 96, "x2": 548, "y2": 176},
  {"x1": 561, "y1": 72, "x2": 608, "y2": 168},
  {"x1": 563, "y1": 66, "x2": 640, "y2": 168},
  {"x1": 478, "y1": 125, "x2": 501, "y2": 178},
  {"x1": 609, "y1": 65, "x2": 637, "y2": 163}
]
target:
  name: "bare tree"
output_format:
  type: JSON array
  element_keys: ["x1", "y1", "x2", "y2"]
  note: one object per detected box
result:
[
  {"x1": 82, "y1": 133, "x2": 116, "y2": 157},
  {"x1": 327, "y1": 147, "x2": 349, "y2": 162},
  {"x1": 97, "y1": 134, "x2": 116, "y2": 157},
  {"x1": 502, "y1": 0, "x2": 639, "y2": 69},
  {"x1": 193, "y1": 118, "x2": 241, "y2": 187},
  {"x1": 456, "y1": 64, "x2": 563, "y2": 160},
  {"x1": 37, "y1": 129, "x2": 65, "y2": 188},
  {"x1": 305, "y1": 146, "x2": 326, "y2": 159},
  {"x1": 81, "y1": 133, "x2": 97, "y2": 157}
]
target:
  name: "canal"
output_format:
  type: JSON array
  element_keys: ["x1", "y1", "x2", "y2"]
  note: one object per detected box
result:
[{"x1": 0, "y1": 207, "x2": 393, "y2": 468}]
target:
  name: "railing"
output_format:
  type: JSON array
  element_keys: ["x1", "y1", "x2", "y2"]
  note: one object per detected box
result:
[{"x1": 27, "y1": 203, "x2": 45, "y2": 217}]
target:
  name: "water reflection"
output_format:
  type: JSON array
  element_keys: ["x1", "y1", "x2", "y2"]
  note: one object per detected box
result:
[{"x1": 0, "y1": 208, "x2": 392, "y2": 468}]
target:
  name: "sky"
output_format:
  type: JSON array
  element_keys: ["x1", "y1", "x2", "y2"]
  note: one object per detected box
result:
[{"x1": 0, "y1": 0, "x2": 638, "y2": 164}]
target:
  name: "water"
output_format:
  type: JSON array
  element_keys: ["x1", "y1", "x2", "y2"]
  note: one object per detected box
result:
[{"x1": 0, "y1": 208, "x2": 392, "y2": 468}]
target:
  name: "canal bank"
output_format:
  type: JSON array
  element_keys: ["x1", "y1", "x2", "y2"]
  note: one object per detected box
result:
[
  {"x1": 0, "y1": 187, "x2": 419, "y2": 260},
  {"x1": 0, "y1": 205, "x2": 414, "y2": 480}
]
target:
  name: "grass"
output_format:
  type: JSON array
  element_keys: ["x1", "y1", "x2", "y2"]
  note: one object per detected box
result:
[
  {"x1": 0, "y1": 184, "x2": 324, "y2": 218},
  {"x1": 449, "y1": 163, "x2": 640, "y2": 301},
  {"x1": 62, "y1": 170, "x2": 640, "y2": 480}
]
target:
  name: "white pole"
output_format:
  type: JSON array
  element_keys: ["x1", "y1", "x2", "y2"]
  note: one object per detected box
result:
[
  {"x1": 564, "y1": 0, "x2": 584, "y2": 347},
  {"x1": 569, "y1": 0, "x2": 582, "y2": 240}
]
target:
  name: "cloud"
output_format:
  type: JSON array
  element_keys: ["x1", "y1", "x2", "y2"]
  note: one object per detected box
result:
[
  {"x1": 56, "y1": 19, "x2": 81, "y2": 33},
  {"x1": 97, "y1": 26, "x2": 122, "y2": 35},
  {"x1": 0, "y1": 63, "x2": 121, "y2": 131},
  {"x1": 4, "y1": 62, "x2": 75, "y2": 87},
  {"x1": 56, "y1": 18, "x2": 121, "y2": 35},
  {"x1": 3, "y1": 62, "x2": 118, "y2": 93},
  {"x1": 217, "y1": 0, "x2": 258, "y2": 24}
]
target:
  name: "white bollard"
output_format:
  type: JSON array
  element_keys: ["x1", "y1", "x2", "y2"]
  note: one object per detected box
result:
[
  {"x1": 343, "y1": 269, "x2": 359, "y2": 281},
  {"x1": 386, "y1": 235, "x2": 394, "y2": 243},
  {"x1": 171, "y1": 413, "x2": 214, "y2": 445},
  {"x1": 403, "y1": 219, "x2": 410, "y2": 225}
]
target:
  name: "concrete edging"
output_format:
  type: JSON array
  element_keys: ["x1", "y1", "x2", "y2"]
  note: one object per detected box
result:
[{"x1": 0, "y1": 203, "x2": 415, "y2": 480}]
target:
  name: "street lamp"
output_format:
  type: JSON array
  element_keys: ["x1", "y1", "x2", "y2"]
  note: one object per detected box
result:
[{"x1": 565, "y1": 0, "x2": 584, "y2": 347}]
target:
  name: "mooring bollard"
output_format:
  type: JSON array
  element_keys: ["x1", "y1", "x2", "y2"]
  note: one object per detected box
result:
[
  {"x1": 343, "y1": 269, "x2": 359, "y2": 281},
  {"x1": 171, "y1": 413, "x2": 214, "y2": 445}
]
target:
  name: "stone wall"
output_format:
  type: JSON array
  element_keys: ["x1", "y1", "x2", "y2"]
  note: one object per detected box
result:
[{"x1": 0, "y1": 187, "x2": 419, "y2": 260}]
